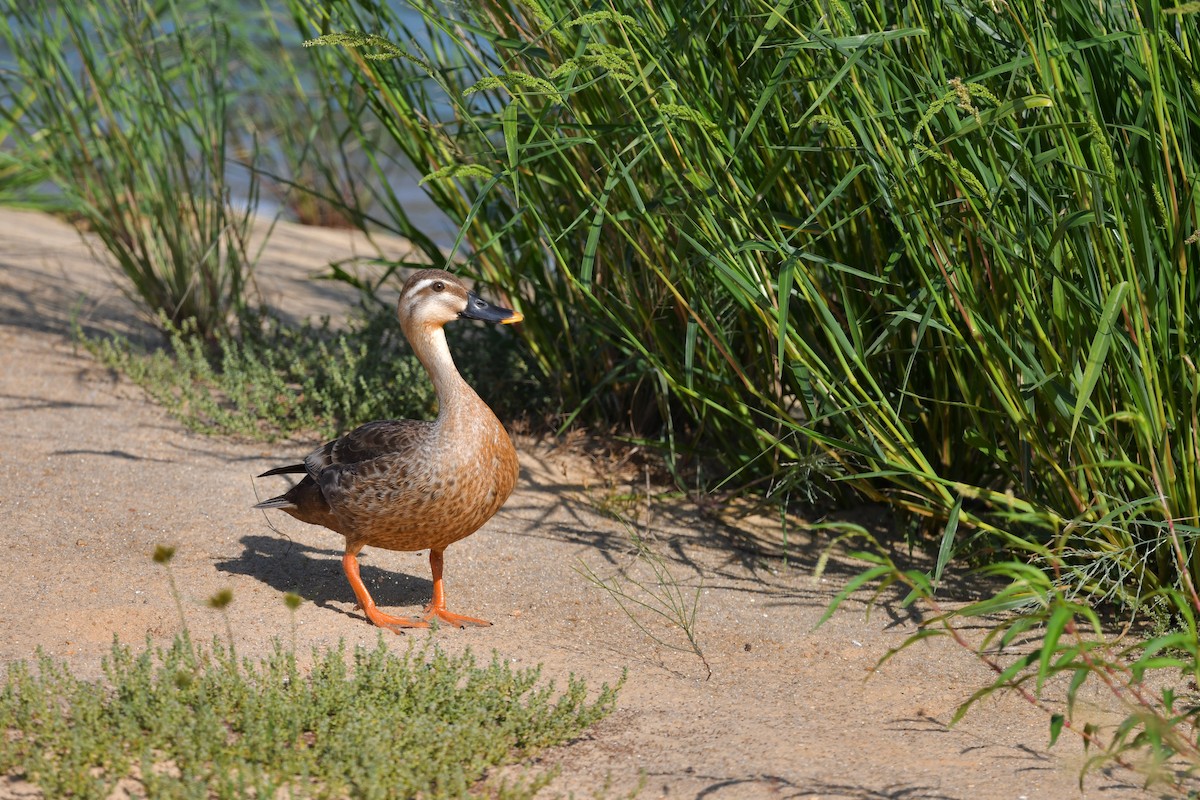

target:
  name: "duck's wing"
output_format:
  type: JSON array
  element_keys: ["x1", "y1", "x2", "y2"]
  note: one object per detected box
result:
[
  {"x1": 303, "y1": 419, "x2": 430, "y2": 475},
  {"x1": 311, "y1": 421, "x2": 440, "y2": 532}
]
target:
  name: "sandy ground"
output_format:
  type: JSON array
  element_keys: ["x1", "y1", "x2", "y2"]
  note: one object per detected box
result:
[{"x1": 0, "y1": 207, "x2": 1166, "y2": 798}]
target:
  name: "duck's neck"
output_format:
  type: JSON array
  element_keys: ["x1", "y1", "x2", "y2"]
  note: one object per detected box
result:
[{"x1": 410, "y1": 325, "x2": 481, "y2": 423}]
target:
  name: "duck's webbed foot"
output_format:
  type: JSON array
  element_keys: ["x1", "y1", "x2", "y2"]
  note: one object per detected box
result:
[
  {"x1": 422, "y1": 548, "x2": 492, "y2": 628},
  {"x1": 421, "y1": 605, "x2": 491, "y2": 628},
  {"x1": 363, "y1": 606, "x2": 430, "y2": 632}
]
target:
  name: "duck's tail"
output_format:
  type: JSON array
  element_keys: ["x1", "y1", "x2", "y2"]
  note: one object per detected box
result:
[
  {"x1": 253, "y1": 495, "x2": 296, "y2": 510},
  {"x1": 252, "y1": 472, "x2": 337, "y2": 529},
  {"x1": 257, "y1": 463, "x2": 307, "y2": 478},
  {"x1": 253, "y1": 463, "x2": 308, "y2": 509}
]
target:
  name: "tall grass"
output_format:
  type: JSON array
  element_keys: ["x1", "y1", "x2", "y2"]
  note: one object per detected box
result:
[
  {"x1": 237, "y1": 0, "x2": 383, "y2": 232},
  {"x1": 288, "y1": 0, "x2": 1200, "y2": 607},
  {"x1": 0, "y1": 0, "x2": 264, "y2": 338},
  {"x1": 0, "y1": 83, "x2": 51, "y2": 208}
]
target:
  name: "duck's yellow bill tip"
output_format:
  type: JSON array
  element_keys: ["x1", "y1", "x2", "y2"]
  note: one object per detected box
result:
[{"x1": 502, "y1": 311, "x2": 524, "y2": 325}]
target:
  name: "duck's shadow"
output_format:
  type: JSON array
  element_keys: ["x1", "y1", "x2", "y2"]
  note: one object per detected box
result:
[{"x1": 215, "y1": 534, "x2": 433, "y2": 618}]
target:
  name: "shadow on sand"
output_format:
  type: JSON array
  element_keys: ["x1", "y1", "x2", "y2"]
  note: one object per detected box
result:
[{"x1": 214, "y1": 534, "x2": 433, "y2": 622}]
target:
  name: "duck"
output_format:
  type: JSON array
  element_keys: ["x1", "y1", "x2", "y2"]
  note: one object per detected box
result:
[{"x1": 254, "y1": 268, "x2": 523, "y2": 630}]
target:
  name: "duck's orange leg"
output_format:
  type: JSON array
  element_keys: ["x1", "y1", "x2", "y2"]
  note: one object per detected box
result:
[
  {"x1": 421, "y1": 548, "x2": 491, "y2": 628},
  {"x1": 342, "y1": 545, "x2": 429, "y2": 631}
]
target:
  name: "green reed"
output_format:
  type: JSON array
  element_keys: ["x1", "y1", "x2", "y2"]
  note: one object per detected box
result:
[
  {"x1": 0, "y1": 0, "x2": 264, "y2": 339},
  {"x1": 290, "y1": 0, "x2": 1200, "y2": 608}
]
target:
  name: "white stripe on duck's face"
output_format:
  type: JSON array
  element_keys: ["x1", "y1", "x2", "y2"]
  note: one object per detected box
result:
[{"x1": 399, "y1": 272, "x2": 470, "y2": 329}]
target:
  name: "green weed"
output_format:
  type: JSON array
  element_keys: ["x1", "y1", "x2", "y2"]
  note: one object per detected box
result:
[
  {"x1": 578, "y1": 517, "x2": 709, "y2": 680},
  {"x1": 820, "y1": 525, "x2": 1200, "y2": 792},
  {"x1": 0, "y1": 634, "x2": 619, "y2": 799},
  {"x1": 0, "y1": 547, "x2": 621, "y2": 799},
  {"x1": 77, "y1": 297, "x2": 541, "y2": 442}
]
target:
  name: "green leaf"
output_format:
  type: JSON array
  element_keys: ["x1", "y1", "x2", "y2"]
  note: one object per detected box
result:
[
  {"x1": 817, "y1": 564, "x2": 891, "y2": 627},
  {"x1": 1038, "y1": 603, "x2": 1074, "y2": 692},
  {"x1": 1083, "y1": 722, "x2": 1099, "y2": 753},
  {"x1": 933, "y1": 495, "x2": 962, "y2": 590},
  {"x1": 875, "y1": 629, "x2": 947, "y2": 669},
  {"x1": 743, "y1": 0, "x2": 793, "y2": 65},
  {"x1": 1066, "y1": 667, "x2": 1089, "y2": 715},
  {"x1": 580, "y1": 159, "x2": 624, "y2": 288},
  {"x1": 1069, "y1": 281, "x2": 1129, "y2": 444},
  {"x1": 776, "y1": 259, "x2": 795, "y2": 376},
  {"x1": 1049, "y1": 713, "x2": 1065, "y2": 748},
  {"x1": 957, "y1": 583, "x2": 1043, "y2": 617},
  {"x1": 952, "y1": 652, "x2": 1037, "y2": 725},
  {"x1": 502, "y1": 101, "x2": 519, "y2": 207},
  {"x1": 684, "y1": 321, "x2": 698, "y2": 391}
]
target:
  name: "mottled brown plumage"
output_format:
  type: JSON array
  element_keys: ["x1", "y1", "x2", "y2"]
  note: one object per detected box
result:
[{"x1": 254, "y1": 269, "x2": 522, "y2": 630}]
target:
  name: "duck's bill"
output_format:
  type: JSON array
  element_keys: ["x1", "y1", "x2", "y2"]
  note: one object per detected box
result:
[{"x1": 460, "y1": 291, "x2": 523, "y2": 324}]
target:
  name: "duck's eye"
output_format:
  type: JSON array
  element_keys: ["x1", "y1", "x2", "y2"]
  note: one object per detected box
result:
[{"x1": 432, "y1": 281, "x2": 445, "y2": 292}]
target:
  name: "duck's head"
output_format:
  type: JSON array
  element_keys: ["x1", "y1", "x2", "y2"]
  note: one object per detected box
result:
[{"x1": 397, "y1": 269, "x2": 523, "y2": 336}]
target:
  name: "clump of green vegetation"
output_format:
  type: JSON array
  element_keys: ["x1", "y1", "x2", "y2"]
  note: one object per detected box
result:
[
  {"x1": 820, "y1": 523, "x2": 1200, "y2": 792},
  {"x1": 0, "y1": 634, "x2": 619, "y2": 799},
  {"x1": 79, "y1": 310, "x2": 435, "y2": 441},
  {"x1": 78, "y1": 299, "x2": 542, "y2": 441},
  {"x1": 0, "y1": 547, "x2": 621, "y2": 799}
]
